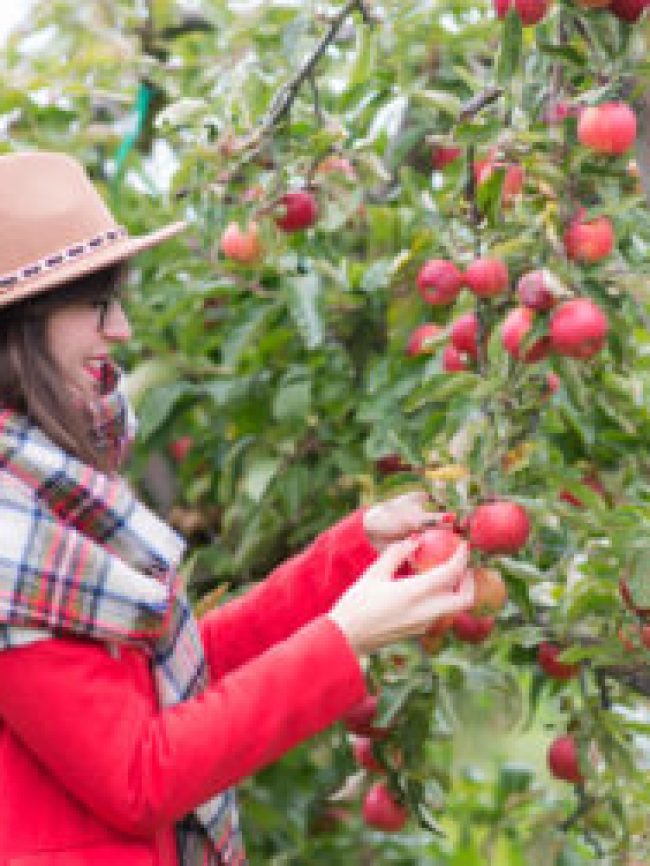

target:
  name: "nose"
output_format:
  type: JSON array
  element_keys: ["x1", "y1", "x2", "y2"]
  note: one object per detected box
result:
[{"x1": 101, "y1": 300, "x2": 132, "y2": 342}]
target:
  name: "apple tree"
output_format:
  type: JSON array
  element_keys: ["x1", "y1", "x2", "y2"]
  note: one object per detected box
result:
[{"x1": 3, "y1": 0, "x2": 650, "y2": 862}]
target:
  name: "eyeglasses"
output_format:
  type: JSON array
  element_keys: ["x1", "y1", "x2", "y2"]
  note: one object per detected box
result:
[{"x1": 92, "y1": 295, "x2": 121, "y2": 333}]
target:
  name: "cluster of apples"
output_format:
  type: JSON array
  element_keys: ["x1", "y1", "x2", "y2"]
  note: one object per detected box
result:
[
  {"x1": 219, "y1": 189, "x2": 319, "y2": 263},
  {"x1": 408, "y1": 257, "x2": 609, "y2": 369}
]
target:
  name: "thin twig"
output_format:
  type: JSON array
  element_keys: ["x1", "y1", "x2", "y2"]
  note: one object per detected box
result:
[{"x1": 458, "y1": 86, "x2": 504, "y2": 122}]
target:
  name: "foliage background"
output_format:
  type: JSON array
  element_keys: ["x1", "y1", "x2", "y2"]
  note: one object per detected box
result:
[{"x1": 3, "y1": 0, "x2": 650, "y2": 863}]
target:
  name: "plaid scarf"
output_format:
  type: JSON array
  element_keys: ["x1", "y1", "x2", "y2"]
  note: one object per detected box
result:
[{"x1": 0, "y1": 363, "x2": 246, "y2": 866}]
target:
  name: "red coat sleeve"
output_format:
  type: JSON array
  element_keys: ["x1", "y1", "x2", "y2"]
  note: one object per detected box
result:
[
  {"x1": 0, "y1": 616, "x2": 366, "y2": 838},
  {"x1": 199, "y1": 509, "x2": 377, "y2": 679}
]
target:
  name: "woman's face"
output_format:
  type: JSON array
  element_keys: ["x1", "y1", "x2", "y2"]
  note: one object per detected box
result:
[{"x1": 46, "y1": 295, "x2": 132, "y2": 401}]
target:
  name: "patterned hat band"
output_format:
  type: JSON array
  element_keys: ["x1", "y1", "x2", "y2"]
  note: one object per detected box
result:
[{"x1": 0, "y1": 227, "x2": 128, "y2": 295}]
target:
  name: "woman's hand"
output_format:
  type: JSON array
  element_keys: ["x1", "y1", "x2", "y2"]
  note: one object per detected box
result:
[
  {"x1": 328, "y1": 537, "x2": 474, "y2": 657},
  {"x1": 363, "y1": 491, "x2": 447, "y2": 551}
]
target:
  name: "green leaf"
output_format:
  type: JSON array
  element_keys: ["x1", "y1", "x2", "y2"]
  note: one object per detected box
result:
[
  {"x1": 496, "y1": 10, "x2": 522, "y2": 84},
  {"x1": 285, "y1": 272, "x2": 324, "y2": 350},
  {"x1": 242, "y1": 455, "x2": 281, "y2": 502},
  {"x1": 272, "y1": 379, "x2": 311, "y2": 421},
  {"x1": 137, "y1": 381, "x2": 193, "y2": 441}
]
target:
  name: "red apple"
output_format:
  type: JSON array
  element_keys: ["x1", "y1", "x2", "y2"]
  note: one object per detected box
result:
[
  {"x1": 451, "y1": 312, "x2": 479, "y2": 358},
  {"x1": 517, "y1": 269, "x2": 555, "y2": 311},
  {"x1": 416, "y1": 259, "x2": 464, "y2": 305},
  {"x1": 375, "y1": 454, "x2": 413, "y2": 475},
  {"x1": 409, "y1": 527, "x2": 464, "y2": 573},
  {"x1": 537, "y1": 642, "x2": 580, "y2": 680},
  {"x1": 453, "y1": 611, "x2": 495, "y2": 643},
  {"x1": 494, "y1": 0, "x2": 551, "y2": 25},
  {"x1": 469, "y1": 501, "x2": 531, "y2": 553},
  {"x1": 578, "y1": 103, "x2": 637, "y2": 156},
  {"x1": 351, "y1": 736, "x2": 382, "y2": 772},
  {"x1": 432, "y1": 146, "x2": 462, "y2": 170},
  {"x1": 169, "y1": 436, "x2": 193, "y2": 464},
  {"x1": 442, "y1": 344, "x2": 469, "y2": 372},
  {"x1": 501, "y1": 306, "x2": 551, "y2": 363},
  {"x1": 220, "y1": 221, "x2": 262, "y2": 263},
  {"x1": 342, "y1": 694, "x2": 389, "y2": 738},
  {"x1": 362, "y1": 782, "x2": 408, "y2": 832},
  {"x1": 549, "y1": 298, "x2": 608, "y2": 359},
  {"x1": 563, "y1": 211, "x2": 614, "y2": 263},
  {"x1": 476, "y1": 160, "x2": 525, "y2": 205},
  {"x1": 407, "y1": 323, "x2": 443, "y2": 356},
  {"x1": 276, "y1": 190, "x2": 318, "y2": 232},
  {"x1": 548, "y1": 735, "x2": 583, "y2": 783},
  {"x1": 609, "y1": 0, "x2": 649, "y2": 19},
  {"x1": 464, "y1": 257, "x2": 509, "y2": 297}
]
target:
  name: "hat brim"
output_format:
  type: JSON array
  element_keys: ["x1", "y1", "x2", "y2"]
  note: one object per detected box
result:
[{"x1": 0, "y1": 220, "x2": 187, "y2": 309}]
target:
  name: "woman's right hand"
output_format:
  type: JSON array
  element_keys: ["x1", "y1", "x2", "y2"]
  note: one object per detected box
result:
[{"x1": 327, "y1": 537, "x2": 474, "y2": 657}]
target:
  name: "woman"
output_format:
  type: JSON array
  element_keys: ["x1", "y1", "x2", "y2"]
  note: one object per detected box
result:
[{"x1": 0, "y1": 151, "x2": 474, "y2": 866}]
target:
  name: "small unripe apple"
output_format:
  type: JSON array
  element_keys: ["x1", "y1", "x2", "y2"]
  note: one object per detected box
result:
[
  {"x1": 442, "y1": 344, "x2": 469, "y2": 372},
  {"x1": 501, "y1": 306, "x2": 551, "y2": 363},
  {"x1": 276, "y1": 190, "x2": 318, "y2": 232},
  {"x1": 432, "y1": 146, "x2": 462, "y2": 170},
  {"x1": 517, "y1": 270, "x2": 555, "y2": 311},
  {"x1": 469, "y1": 501, "x2": 531, "y2": 553},
  {"x1": 362, "y1": 782, "x2": 408, "y2": 832},
  {"x1": 453, "y1": 611, "x2": 495, "y2": 643},
  {"x1": 451, "y1": 312, "x2": 479, "y2": 358},
  {"x1": 169, "y1": 435, "x2": 193, "y2": 464},
  {"x1": 578, "y1": 103, "x2": 637, "y2": 156},
  {"x1": 537, "y1": 642, "x2": 580, "y2": 680},
  {"x1": 407, "y1": 323, "x2": 443, "y2": 356},
  {"x1": 409, "y1": 527, "x2": 464, "y2": 573},
  {"x1": 472, "y1": 567, "x2": 507, "y2": 616},
  {"x1": 351, "y1": 736, "x2": 382, "y2": 771},
  {"x1": 464, "y1": 257, "x2": 509, "y2": 298},
  {"x1": 548, "y1": 735, "x2": 583, "y2": 783},
  {"x1": 220, "y1": 221, "x2": 262, "y2": 263},
  {"x1": 545, "y1": 371, "x2": 561, "y2": 395},
  {"x1": 563, "y1": 211, "x2": 614, "y2": 263},
  {"x1": 493, "y1": 0, "x2": 552, "y2": 25},
  {"x1": 416, "y1": 259, "x2": 464, "y2": 305},
  {"x1": 609, "y1": 0, "x2": 649, "y2": 19},
  {"x1": 549, "y1": 298, "x2": 608, "y2": 359}
]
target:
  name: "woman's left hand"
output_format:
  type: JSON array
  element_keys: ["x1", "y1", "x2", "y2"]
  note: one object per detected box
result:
[{"x1": 363, "y1": 491, "x2": 446, "y2": 551}]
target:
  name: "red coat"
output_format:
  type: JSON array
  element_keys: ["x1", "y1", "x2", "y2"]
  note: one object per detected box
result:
[{"x1": 0, "y1": 510, "x2": 375, "y2": 865}]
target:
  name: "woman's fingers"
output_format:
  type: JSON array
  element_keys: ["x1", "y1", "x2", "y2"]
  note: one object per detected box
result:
[{"x1": 368, "y1": 537, "x2": 418, "y2": 580}]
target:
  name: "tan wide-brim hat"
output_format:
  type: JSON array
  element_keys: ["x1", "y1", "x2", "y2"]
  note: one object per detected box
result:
[{"x1": 0, "y1": 151, "x2": 187, "y2": 309}]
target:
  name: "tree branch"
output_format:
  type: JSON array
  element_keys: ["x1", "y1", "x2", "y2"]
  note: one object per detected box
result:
[{"x1": 458, "y1": 86, "x2": 504, "y2": 122}]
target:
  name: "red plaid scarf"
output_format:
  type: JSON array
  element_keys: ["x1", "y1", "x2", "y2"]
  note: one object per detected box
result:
[{"x1": 0, "y1": 363, "x2": 246, "y2": 866}]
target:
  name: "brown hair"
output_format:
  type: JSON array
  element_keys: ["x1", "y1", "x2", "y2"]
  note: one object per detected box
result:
[{"x1": 0, "y1": 264, "x2": 128, "y2": 471}]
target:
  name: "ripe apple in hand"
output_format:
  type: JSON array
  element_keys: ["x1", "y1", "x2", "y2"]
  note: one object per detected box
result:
[
  {"x1": 548, "y1": 735, "x2": 583, "y2": 783},
  {"x1": 563, "y1": 211, "x2": 614, "y2": 262},
  {"x1": 408, "y1": 527, "x2": 464, "y2": 573},
  {"x1": 501, "y1": 306, "x2": 551, "y2": 363},
  {"x1": 537, "y1": 642, "x2": 580, "y2": 680},
  {"x1": 416, "y1": 259, "x2": 464, "y2": 305},
  {"x1": 464, "y1": 257, "x2": 509, "y2": 297},
  {"x1": 549, "y1": 298, "x2": 608, "y2": 359},
  {"x1": 469, "y1": 501, "x2": 531, "y2": 553},
  {"x1": 275, "y1": 190, "x2": 318, "y2": 232},
  {"x1": 362, "y1": 782, "x2": 408, "y2": 832},
  {"x1": 578, "y1": 103, "x2": 637, "y2": 155}
]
